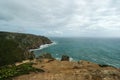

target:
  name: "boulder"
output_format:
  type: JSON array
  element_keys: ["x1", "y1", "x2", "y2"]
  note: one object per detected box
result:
[{"x1": 61, "y1": 55, "x2": 69, "y2": 61}]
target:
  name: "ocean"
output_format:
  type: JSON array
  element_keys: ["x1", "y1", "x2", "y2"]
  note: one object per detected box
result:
[{"x1": 33, "y1": 37, "x2": 120, "y2": 68}]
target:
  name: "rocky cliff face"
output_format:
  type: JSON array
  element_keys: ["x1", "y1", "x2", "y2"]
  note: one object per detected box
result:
[{"x1": 0, "y1": 31, "x2": 52, "y2": 66}]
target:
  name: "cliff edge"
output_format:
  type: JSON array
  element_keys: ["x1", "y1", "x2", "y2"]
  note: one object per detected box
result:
[{"x1": 13, "y1": 54, "x2": 120, "y2": 80}]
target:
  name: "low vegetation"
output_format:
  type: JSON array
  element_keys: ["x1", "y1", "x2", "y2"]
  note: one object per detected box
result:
[
  {"x1": 0, "y1": 63, "x2": 44, "y2": 80},
  {"x1": 0, "y1": 39, "x2": 24, "y2": 66}
]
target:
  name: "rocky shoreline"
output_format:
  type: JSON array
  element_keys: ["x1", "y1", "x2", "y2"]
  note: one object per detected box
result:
[{"x1": 13, "y1": 53, "x2": 120, "y2": 80}]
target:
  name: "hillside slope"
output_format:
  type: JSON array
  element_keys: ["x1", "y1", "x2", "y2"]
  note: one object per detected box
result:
[{"x1": 0, "y1": 31, "x2": 52, "y2": 66}]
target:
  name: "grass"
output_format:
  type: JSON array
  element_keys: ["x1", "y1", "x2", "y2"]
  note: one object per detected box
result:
[{"x1": 0, "y1": 63, "x2": 44, "y2": 80}]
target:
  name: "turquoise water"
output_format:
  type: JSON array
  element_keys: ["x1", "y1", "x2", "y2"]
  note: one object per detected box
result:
[{"x1": 34, "y1": 37, "x2": 120, "y2": 68}]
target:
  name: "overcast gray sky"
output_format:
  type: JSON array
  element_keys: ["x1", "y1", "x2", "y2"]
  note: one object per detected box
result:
[{"x1": 0, "y1": 0, "x2": 120, "y2": 37}]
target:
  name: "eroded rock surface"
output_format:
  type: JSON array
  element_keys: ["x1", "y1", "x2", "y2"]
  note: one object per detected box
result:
[{"x1": 13, "y1": 59, "x2": 120, "y2": 80}]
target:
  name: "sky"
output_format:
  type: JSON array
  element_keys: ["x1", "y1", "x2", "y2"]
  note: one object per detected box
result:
[{"x1": 0, "y1": 0, "x2": 120, "y2": 37}]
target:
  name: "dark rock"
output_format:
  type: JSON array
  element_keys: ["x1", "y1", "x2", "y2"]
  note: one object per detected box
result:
[
  {"x1": 72, "y1": 66, "x2": 80, "y2": 69},
  {"x1": 99, "y1": 64, "x2": 113, "y2": 68},
  {"x1": 61, "y1": 55, "x2": 69, "y2": 61}
]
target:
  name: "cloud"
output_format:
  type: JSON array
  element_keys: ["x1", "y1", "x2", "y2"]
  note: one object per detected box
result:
[
  {"x1": 47, "y1": 31, "x2": 63, "y2": 36},
  {"x1": 0, "y1": 0, "x2": 120, "y2": 37}
]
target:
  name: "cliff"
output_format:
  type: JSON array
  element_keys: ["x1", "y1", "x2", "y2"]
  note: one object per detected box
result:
[
  {"x1": 0, "y1": 31, "x2": 52, "y2": 66},
  {"x1": 13, "y1": 54, "x2": 120, "y2": 80}
]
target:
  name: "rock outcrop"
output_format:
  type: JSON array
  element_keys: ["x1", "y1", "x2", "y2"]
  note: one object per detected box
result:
[{"x1": 61, "y1": 55, "x2": 70, "y2": 61}]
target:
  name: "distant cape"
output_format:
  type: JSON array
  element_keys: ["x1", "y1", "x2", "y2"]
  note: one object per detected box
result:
[{"x1": 0, "y1": 31, "x2": 52, "y2": 66}]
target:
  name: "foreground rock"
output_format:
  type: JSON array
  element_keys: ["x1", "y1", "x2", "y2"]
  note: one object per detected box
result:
[
  {"x1": 61, "y1": 55, "x2": 70, "y2": 61},
  {"x1": 13, "y1": 59, "x2": 120, "y2": 80}
]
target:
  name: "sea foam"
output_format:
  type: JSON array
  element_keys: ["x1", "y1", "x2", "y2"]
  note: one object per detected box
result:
[
  {"x1": 56, "y1": 57, "x2": 74, "y2": 61},
  {"x1": 30, "y1": 41, "x2": 57, "y2": 51}
]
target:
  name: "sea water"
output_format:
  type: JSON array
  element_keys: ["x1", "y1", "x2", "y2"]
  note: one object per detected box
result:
[{"x1": 33, "y1": 37, "x2": 120, "y2": 68}]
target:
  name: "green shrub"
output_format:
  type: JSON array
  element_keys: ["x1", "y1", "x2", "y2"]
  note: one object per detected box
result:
[
  {"x1": 0, "y1": 39, "x2": 24, "y2": 66},
  {"x1": 0, "y1": 63, "x2": 44, "y2": 80}
]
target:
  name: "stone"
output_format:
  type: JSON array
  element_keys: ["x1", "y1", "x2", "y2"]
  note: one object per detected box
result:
[{"x1": 61, "y1": 55, "x2": 69, "y2": 61}]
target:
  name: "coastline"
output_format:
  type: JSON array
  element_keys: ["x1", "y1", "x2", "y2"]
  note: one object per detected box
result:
[
  {"x1": 0, "y1": 31, "x2": 52, "y2": 66},
  {"x1": 29, "y1": 40, "x2": 120, "y2": 68},
  {"x1": 1, "y1": 31, "x2": 119, "y2": 80},
  {"x1": 29, "y1": 41, "x2": 57, "y2": 52},
  {"x1": 32, "y1": 37, "x2": 120, "y2": 68}
]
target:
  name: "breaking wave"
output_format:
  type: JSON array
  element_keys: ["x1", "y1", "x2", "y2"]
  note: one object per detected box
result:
[{"x1": 30, "y1": 41, "x2": 57, "y2": 51}]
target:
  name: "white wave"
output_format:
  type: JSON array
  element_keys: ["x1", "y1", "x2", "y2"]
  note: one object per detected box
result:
[
  {"x1": 30, "y1": 41, "x2": 57, "y2": 51},
  {"x1": 56, "y1": 57, "x2": 61, "y2": 60},
  {"x1": 70, "y1": 57, "x2": 74, "y2": 61},
  {"x1": 55, "y1": 57, "x2": 74, "y2": 61},
  {"x1": 40, "y1": 41, "x2": 56, "y2": 50}
]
